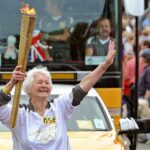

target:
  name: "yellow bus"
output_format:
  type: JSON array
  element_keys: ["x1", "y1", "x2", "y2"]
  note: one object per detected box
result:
[{"x1": 0, "y1": 0, "x2": 123, "y2": 129}]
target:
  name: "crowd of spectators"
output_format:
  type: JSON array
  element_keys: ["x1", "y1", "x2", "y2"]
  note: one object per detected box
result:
[{"x1": 122, "y1": 9, "x2": 150, "y2": 143}]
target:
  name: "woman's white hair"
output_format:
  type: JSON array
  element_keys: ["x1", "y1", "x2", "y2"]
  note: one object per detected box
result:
[{"x1": 23, "y1": 65, "x2": 52, "y2": 96}]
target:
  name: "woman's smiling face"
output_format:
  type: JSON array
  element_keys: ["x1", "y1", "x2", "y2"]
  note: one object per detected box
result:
[{"x1": 29, "y1": 73, "x2": 52, "y2": 100}]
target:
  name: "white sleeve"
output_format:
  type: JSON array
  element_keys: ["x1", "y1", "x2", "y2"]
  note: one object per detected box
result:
[
  {"x1": 0, "y1": 104, "x2": 12, "y2": 128},
  {"x1": 51, "y1": 92, "x2": 74, "y2": 120}
]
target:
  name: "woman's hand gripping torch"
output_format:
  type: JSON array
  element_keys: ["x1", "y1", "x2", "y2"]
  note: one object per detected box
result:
[{"x1": 10, "y1": 4, "x2": 36, "y2": 128}]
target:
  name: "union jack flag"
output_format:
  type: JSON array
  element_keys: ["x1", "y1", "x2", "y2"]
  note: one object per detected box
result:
[{"x1": 29, "y1": 31, "x2": 46, "y2": 62}]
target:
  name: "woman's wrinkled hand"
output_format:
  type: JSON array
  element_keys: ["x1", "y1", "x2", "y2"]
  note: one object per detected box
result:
[
  {"x1": 10, "y1": 66, "x2": 26, "y2": 85},
  {"x1": 105, "y1": 40, "x2": 116, "y2": 65}
]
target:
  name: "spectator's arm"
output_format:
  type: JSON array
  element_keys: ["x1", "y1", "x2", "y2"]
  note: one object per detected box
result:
[
  {"x1": 85, "y1": 47, "x2": 93, "y2": 56},
  {"x1": 49, "y1": 29, "x2": 70, "y2": 41}
]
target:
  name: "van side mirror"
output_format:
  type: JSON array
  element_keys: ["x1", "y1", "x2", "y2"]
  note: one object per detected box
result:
[
  {"x1": 118, "y1": 118, "x2": 139, "y2": 135},
  {"x1": 118, "y1": 118, "x2": 150, "y2": 135}
]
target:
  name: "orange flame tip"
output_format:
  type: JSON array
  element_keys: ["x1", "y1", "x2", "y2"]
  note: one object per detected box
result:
[{"x1": 20, "y1": 4, "x2": 36, "y2": 15}]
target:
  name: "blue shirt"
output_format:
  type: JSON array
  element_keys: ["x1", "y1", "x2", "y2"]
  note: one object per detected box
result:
[{"x1": 139, "y1": 66, "x2": 150, "y2": 97}]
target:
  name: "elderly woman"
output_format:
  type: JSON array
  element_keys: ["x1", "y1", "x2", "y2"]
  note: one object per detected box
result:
[{"x1": 0, "y1": 41, "x2": 115, "y2": 150}]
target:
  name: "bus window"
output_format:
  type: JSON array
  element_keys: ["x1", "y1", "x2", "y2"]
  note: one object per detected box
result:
[
  {"x1": 38, "y1": 0, "x2": 105, "y2": 62},
  {"x1": 0, "y1": 0, "x2": 120, "y2": 73},
  {"x1": 62, "y1": 0, "x2": 105, "y2": 23},
  {"x1": 0, "y1": 0, "x2": 20, "y2": 40}
]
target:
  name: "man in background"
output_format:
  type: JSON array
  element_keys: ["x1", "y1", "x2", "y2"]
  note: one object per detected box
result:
[
  {"x1": 138, "y1": 49, "x2": 150, "y2": 143},
  {"x1": 85, "y1": 16, "x2": 113, "y2": 56}
]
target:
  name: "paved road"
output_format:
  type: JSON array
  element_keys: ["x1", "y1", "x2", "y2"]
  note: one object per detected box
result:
[
  {"x1": 137, "y1": 142, "x2": 150, "y2": 150},
  {"x1": 124, "y1": 135, "x2": 150, "y2": 150}
]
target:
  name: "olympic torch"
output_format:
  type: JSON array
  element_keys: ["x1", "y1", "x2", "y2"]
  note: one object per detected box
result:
[{"x1": 10, "y1": 4, "x2": 36, "y2": 128}]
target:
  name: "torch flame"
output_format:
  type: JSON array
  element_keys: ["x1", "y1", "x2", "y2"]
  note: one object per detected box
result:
[{"x1": 20, "y1": 4, "x2": 36, "y2": 15}]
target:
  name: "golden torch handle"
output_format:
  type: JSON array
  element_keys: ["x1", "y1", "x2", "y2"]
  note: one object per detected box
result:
[{"x1": 10, "y1": 14, "x2": 36, "y2": 128}]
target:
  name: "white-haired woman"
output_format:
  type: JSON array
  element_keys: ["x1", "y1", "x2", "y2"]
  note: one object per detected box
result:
[{"x1": 0, "y1": 40, "x2": 115, "y2": 150}]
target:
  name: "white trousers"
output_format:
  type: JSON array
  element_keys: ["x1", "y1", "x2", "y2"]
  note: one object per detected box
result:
[{"x1": 138, "y1": 98, "x2": 150, "y2": 119}]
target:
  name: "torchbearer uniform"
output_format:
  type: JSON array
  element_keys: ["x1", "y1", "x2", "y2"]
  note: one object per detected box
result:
[{"x1": 0, "y1": 84, "x2": 87, "y2": 150}]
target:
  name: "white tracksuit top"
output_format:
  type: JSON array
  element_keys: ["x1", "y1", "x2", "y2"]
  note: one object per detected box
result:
[{"x1": 0, "y1": 93, "x2": 74, "y2": 150}]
